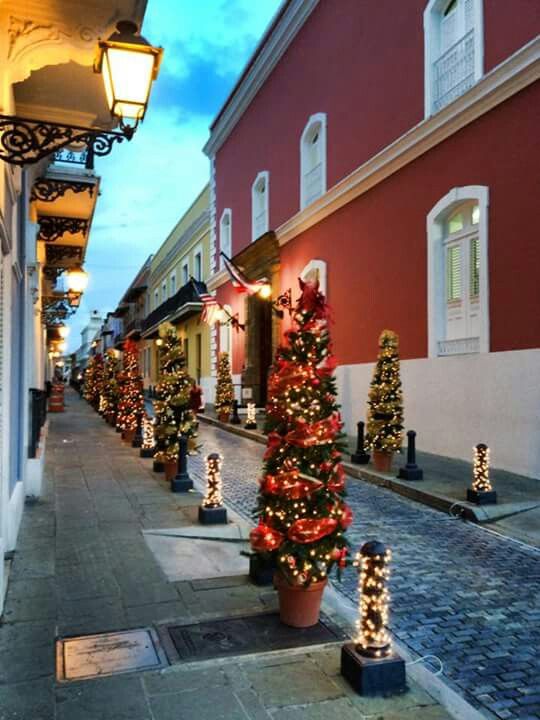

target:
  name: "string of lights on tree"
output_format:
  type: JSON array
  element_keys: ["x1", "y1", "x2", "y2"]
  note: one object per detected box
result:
[
  {"x1": 153, "y1": 330, "x2": 198, "y2": 463},
  {"x1": 215, "y1": 351, "x2": 234, "y2": 419},
  {"x1": 366, "y1": 330, "x2": 404, "y2": 453},
  {"x1": 116, "y1": 339, "x2": 145, "y2": 432},
  {"x1": 250, "y1": 277, "x2": 352, "y2": 587},
  {"x1": 101, "y1": 351, "x2": 121, "y2": 422},
  {"x1": 202, "y1": 453, "x2": 224, "y2": 508}
]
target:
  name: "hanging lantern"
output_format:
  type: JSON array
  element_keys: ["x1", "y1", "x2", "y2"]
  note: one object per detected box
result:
[
  {"x1": 66, "y1": 266, "x2": 88, "y2": 293},
  {"x1": 58, "y1": 324, "x2": 70, "y2": 339}
]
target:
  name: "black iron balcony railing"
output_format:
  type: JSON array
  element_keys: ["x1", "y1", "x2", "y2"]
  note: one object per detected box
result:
[
  {"x1": 125, "y1": 318, "x2": 142, "y2": 337},
  {"x1": 28, "y1": 388, "x2": 47, "y2": 459},
  {"x1": 142, "y1": 279, "x2": 207, "y2": 335}
]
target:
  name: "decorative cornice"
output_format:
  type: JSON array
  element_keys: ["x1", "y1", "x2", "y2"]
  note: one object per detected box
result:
[
  {"x1": 37, "y1": 216, "x2": 88, "y2": 243},
  {"x1": 276, "y1": 37, "x2": 540, "y2": 247},
  {"x1": 203, "y1": 0, "x2": 319, "y2": 157}
]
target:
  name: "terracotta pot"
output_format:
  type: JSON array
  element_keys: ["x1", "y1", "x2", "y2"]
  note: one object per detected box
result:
[
  {"x1": 274, "y1": 571, "x2": 327, "y2": 628},
  {"x1": 123, "y1": 429, "x2": 136, "y2": 444},
  {"x1": 372, "y1": 449, "x2": 393, "y2": 473},
  {"x1": 218, "y1": 410, "x2": 230, "y2": 423},
  {"x1": 164, "y1": 460, "x2": 177, "y2": 482}
]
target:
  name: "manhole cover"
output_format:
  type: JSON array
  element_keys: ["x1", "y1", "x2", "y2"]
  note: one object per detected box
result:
[
  {"x1": 56, "y1": 628, "x2": 167, "y2": 682},
  {"x1": 164, "y1": 612, "x2": 345, "y2": 663}
]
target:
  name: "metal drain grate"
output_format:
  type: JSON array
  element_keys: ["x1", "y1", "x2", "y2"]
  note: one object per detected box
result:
[
  {"x1": 56, "y1": 628, "x2": 167, "y2": 682},
  {"x1": 163, "y1": 612, "x2": 345, "y2": 663}
]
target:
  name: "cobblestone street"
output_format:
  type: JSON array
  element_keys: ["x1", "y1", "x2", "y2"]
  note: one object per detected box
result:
[{"x1": 190, "y1": 423, "x2": 540, "y2": 720}]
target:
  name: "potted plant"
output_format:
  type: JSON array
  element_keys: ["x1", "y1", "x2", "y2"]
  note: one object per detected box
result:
[
  {"x1": 153, "y1": 330, "x2": 198, "y2": 479},
  {"x1": 250, "y1": 277, "x2": 351, "y2": 628},
  {"x1": 366, "y1": 330, "x2": 404, "y2": 472},
  {"x1": 215, "y1": 352, "x2": 233, "y2": 422}
]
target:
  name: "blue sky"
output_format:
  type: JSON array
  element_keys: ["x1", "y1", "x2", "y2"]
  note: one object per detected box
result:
[{"x1": 67, "y1": 0, "x2": 281, "y2": 351}]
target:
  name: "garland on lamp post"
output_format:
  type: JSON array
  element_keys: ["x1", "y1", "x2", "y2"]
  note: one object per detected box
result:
[
  {"x1": 249, "y1": 278, "x2": 351, "y2": 588},
  {"x1": 153, "y1": 330, "x2": 198, "y2": 464}
]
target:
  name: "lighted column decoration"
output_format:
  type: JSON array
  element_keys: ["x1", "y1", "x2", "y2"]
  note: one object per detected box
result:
[
  {"x1": 198, "y1": 453, "x2": 227, "y2": 525},
  {"x1": 341, "y1": 541, "x2": 405, "y2": 696},
  {"x1": 397, "y1": 430, "x2": 423, "y2": 481},
  {"x1": 140, "y1": 415, "x2": 156, "y2": 458},
  {"x1": 467, "y1": 443, "x2": 497, "y2": 505},
  {"x1": 245, "y1": 402, "x2": 257, "y2": 430}
]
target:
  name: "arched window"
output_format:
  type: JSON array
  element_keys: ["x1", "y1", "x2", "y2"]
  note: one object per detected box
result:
[
  {"x1": 424, "y1": 0, "x2": 483, "y2": 115},
  {"x1": 252, "y1": 171, "x2": 269, "y2": 242},
  {"x1": 219, "y1": 209, "x2": 232, "y2": 269},
  {"x1": 300, "y1": 113, "x2": 327, "y2": 209},
  {"x1": 427, "y1": 186, "x2": 489, "y2": 357}
]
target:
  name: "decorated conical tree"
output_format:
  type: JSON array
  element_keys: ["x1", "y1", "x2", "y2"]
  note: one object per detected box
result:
[
  {"x1": 250, "y1": 278, "x2": 352, "y2": 589},
  {"x1": 365, "y1": 330, "x2": 403, "y2": 468},
  {"x1": 83, "y1": 354, "x2": 103, "y2": 409},
  {"x1": 102, "y1": 351, "x2": 121, "y2": 423},
  {"x1": 116, "y1": 339, "x2": 145, "y2": 435},
  {"x1": 82, "y1": 358, "x2": 95, "y2": 404},
  {"x1": 93, "y1": 354, "x2": 105, "y2": 411},
  {"x1": 153, "y1": 330, "x2": 198, "y2": 463},
  {"x1": 215, "y1": 352, "x2": 233, "y2": 421}
]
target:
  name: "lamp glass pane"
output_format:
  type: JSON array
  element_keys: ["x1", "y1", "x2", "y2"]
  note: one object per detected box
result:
[{"x1": 105, "y1": 47, "x2": 155, "y2": 119}]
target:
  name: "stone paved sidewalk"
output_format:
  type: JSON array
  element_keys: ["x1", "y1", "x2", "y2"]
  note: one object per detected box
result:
[
  {"x1": 188, "y1": 424, "x2": 540, "y2": 720},
  {"x1": 0, "y1": 391, "x2": 451, "y2": 720}
]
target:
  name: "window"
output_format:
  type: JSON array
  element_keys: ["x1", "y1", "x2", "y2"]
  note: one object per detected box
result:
[
  {"x1": 161, "y1": 279, "x2": 167, "y2": 302},
  {"x1": 154, "y1": 289, "x2": 159, "y2": 309},
  {"x1": 427, "y1": 186, "x2": 489, "y2": 357},
  {"x1": 251, "y1": 171, "x2": 269, "y2": 241},
  {"x1": 194, "y1": 251, "x2": 202, "y2": 281},
  {"x1": 424, "y1": 0, "x2": 483, "y2": 115},
  {"x1": 182, "y1": 263, "x2": 189, "y2": 285},
  {"x1": 219, "y1": 209, "x2": 232, "y2": 268},
  {"x1": 170, "y1": 272, "x2": 176, "y2": 296},
  {"x1": 300, "y1": 113, "x2": 327, "y2": 209}
]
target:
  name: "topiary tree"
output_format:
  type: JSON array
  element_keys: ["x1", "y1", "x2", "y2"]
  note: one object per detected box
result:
[
  {"x1": 365, "y1": 329, "x2": 404, "y2": 460},
  {"x1": 153, "y1": 330, "x2": 198, "y2": 463},
  {"x1": 215, "y1": 351, "x2": 234, "y2": 421},
  {"x1": 250, "y1": 278, "x2": 351, "y2": 587},
  {"x1": 116, "y1": 339, "x2": 145, "y2": 433}
]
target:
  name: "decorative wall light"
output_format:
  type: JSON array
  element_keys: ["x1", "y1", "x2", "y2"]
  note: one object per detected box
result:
[
  {"x1": 199, "y1": 453, "x2": 227, "y2": 525},
  {"x1": 0, "y1": 22, "x2": 162, "y2": 169},
  {"x1": 341, "y1": 541, "x2": 405, "y2": 696},
  {"x1": 66, "y1": 266, "x2": 89, "y2": 293}
]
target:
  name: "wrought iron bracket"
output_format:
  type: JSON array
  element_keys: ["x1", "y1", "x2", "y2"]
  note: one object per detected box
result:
[
  {"x1": 0, "y1": 114, "x2": 135, "y2": 169},
  {"x1": 31, "y1": 177, "x2": 95, "y2": 203},
  {"x1": 45, "y1": 244, "x2": 83, "y2": 266},
  {"x1": 38, "y1": 216, "x2": 89, "y2": 242}
]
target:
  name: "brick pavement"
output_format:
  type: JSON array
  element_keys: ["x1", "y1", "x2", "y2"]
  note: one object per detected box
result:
[{"x1": 189, "y1": 423, "x2": 540, "y2": 720}]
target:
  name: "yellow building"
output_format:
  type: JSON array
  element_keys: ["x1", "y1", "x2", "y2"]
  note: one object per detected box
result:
[{"x1": 141, "y1": 184, "x2": 212, "y2": 401}]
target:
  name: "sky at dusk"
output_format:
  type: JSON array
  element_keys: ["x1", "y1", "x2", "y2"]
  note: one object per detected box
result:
[{"x1": 67, "y1": 0, "x2": 281, "y2": 351}]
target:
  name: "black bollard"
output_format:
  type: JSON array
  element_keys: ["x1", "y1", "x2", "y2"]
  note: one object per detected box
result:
[
  {"x1": 171, "y1": 435, "x2": 193, "y2": 492},
  {"x1": 397, "y1": 430, "x2": 423, "y2": 480},
  {"x1": 132, "y1": 412, "x2": 143, "y2": 448},
  {"x1": 351, "y1": 421, "x2": 370, "y2": 464},
  {"x1": 230, "y1": 399, "x2": 241, "y2": 425},
  {"x1": 152, "y1": 459, "x2": 164, "y2": 473}
]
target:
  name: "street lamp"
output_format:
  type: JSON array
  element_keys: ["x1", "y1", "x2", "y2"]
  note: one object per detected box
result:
[
  {"x1": 66, "y1": 266, "x2": 89, "y2": 293},
  {"x1": 257, "y1": 283, "x2": 272, "y2": 299},
  {"x1": 58, "y1": 324, "x2": 70, "y2": 339},
  {"x1": 95, "y1": 21, "x2": 163, "y2": 127}
]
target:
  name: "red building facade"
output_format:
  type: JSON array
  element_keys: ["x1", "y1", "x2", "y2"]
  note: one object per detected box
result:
[{"x1": 204, "y1": 0, "x2": 540, "y2": 477}]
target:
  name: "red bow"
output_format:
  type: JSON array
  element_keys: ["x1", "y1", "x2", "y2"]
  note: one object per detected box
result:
[
  {"x1": 287, "y1": 517, "x2": 338, "y2": 544},
  {"x1": 250, "y1": 522, "x2": 284, "y2": 552}
]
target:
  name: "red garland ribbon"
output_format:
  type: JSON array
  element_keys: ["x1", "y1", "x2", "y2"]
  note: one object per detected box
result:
[
  {"x1": 249, "y1": 522, "x2": 284, "y2": 552},
  {"x1": 339, "y1": 503, "x2": 353, "y2": 529},
  {"x1": 285, "y1": 413, "x2": 342, "y2": 447},
  {"x1": 287, "y1": 517, "x2": 338, "y2": 544},
  {"x1": 298, "y1": 278, "x2": 328, "y2": 319},
  {"x1": 327, "y1": 464, "x2": 346, "y2": 493},
  {"x1": 263, "y1": 432, "x2": 283, "y2": 460},
  {"x1": 261, "y1": 471, "x2": 324, "y2": 500}
]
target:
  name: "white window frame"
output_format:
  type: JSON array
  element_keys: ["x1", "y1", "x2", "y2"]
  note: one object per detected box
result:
[
  {"x1": 181, "y1": 262, "x2": 189, "y2": 286},
  {"x1": 219, "y1": 208, "x2": 232, "y2": 269},
  {"x1": 161, "y1": 279, "x2": 167, "y2": 302},
  {"x1": 170, "y1": 271, "x2": 177, "y2": 296},
  {"x1": 300, "y1": 259, "x2": 327, "y2": 297},
  {"x1": 427, "y1": 185, "x2": 489, "y2": 358},
  {"x1": 300, "y1": 112, "x2": 327, "y2": 210},
  {"x1": 154, "y1": 289, "x2": 159, "y2": 309},
  {"x1": 193, "y1": 244, "x2": 203, "y2": 281},
  {"x1": 251, "y1": 170, "x2": 270, "y2": 242},
  {"x1": 424, "y1": 0, "x2": 484, "y2": 117}
]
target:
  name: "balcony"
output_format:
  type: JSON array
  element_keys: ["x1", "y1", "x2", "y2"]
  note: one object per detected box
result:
[
  {"x1": 433, "y1": 29, "x2": 475, "y2": 113},
  {"x1": 142, "y1": 279, "x2": 207, "y2": 337},
  {"x1": 125, "y1": 318, "x2": 142, "y2": 339}
]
